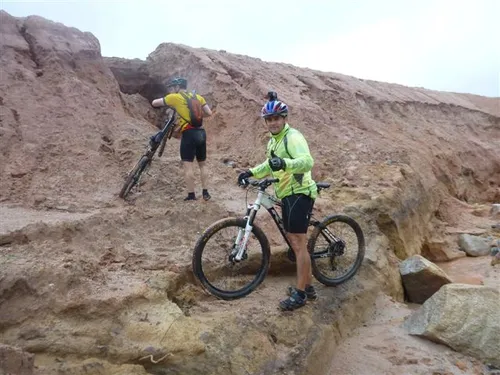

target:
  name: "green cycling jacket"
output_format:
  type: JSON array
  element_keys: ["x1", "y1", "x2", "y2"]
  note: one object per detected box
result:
[{"x1": 250, "y1": 123, "x2": 318, "y2": 200}]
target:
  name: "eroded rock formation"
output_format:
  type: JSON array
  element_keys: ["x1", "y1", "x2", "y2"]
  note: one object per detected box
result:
[{"x1": 1, "y1": 9, "x2": 499, "y2": 375}]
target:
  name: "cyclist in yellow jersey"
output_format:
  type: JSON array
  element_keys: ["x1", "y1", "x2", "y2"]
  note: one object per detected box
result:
[{"x1": 151, "y1": 77, "x2": 213, "y2": 201}]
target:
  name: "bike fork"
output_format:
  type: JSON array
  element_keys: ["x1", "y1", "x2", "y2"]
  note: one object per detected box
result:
[{"x1": 232, "y1": 206, "x2": 255, "y2": 261}]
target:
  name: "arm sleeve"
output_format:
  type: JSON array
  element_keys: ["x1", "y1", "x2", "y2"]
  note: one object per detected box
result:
[
  {"x1": 164, "y1": 94, "x2": 176, "y2": 107},
  {"x1": 250, "y1": 160, "x2": 271, "y2": 178}
]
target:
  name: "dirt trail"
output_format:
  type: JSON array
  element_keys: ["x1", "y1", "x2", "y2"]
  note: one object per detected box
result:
[
  {"x1": 327, "y1": 295, "x2": 492, "y2": 375},
  {"x1": 328, "y1": 256, "x2": 500, "y2": 375},
  {"x1": 0, "y1": 205, "x2": 95, "y2": 233}
]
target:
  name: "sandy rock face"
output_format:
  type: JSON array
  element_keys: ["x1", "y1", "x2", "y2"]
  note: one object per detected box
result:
[
  {"x1": 490, "y1": 204, "x2": 500, "y2": 218},
  {"x1": 0, "y1": 10, "x2": 150, "y2": 209},
  {"x1": 0, "y1": 343, "x2": 34, "y2": 375},
  {"x1": 104, "y1": 57, "x2": 166, "y2": 101}
]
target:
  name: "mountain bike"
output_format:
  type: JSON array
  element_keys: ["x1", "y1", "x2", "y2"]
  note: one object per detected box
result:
[
  {"x1": 119, "y1": 108, "x2": 177, "y2": 199},
  {"x1": 192, "y1": 177, "x2": 366, "y2": 300}
]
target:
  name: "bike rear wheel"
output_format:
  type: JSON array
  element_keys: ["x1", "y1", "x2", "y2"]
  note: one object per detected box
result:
[
  {"x1": 119, "y1": 155, "x2": 150, "y2": 199},
  {"x1": 192, "y1": 217, "x2": 271, "y2": 300},
  {"x1": 308, "y1": 214, "x2": 365, "y2": 286}
]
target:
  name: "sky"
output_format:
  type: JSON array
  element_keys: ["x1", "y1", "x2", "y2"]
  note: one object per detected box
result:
[{"x1": 1, "y1": 0, "x2": 499, "y2": 97}]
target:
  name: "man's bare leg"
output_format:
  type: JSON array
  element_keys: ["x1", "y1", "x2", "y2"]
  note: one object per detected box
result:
[
  {"x1": 183, "y1": 161, "x2": 195, "y2": 199},
  {"x1": 198, "y1": 160, "x2": 211, "y2": 200},
  {"x1": 287, "y1": 233, "x2": 312, "y2": 290},
  {"x1": 198, "y1": 161, "x2": 209, "y2": 190}
]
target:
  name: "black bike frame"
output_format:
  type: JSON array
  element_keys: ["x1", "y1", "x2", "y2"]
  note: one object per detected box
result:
[
  {"x1": 243, "y1": 184, "x2": 324, "y2": 250},
  {"x1": 232, "y1": 178, "x2": 344, "y2": 263},
  {"x1": 149, "y1": 111, "x2": 176, "y2": 152}
]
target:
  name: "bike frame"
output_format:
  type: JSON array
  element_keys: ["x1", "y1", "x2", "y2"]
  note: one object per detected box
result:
[
  {"x1": 123, "y1": 110, "x2": 177, "y2": 189},
  {"x1": 231, "y1": 179, "x2": 342, "y2": 262},
  {"x1": 147, "y1": 109, "x2": 177, "y2": 156}
]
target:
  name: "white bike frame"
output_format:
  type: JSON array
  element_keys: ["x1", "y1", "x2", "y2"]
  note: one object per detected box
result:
[
  {"x1": 229, "y1": 178, "x2": 339, "y2": 263},
  {"x1": 231, "y1": 186, "x2": 280, "y2": 261}
]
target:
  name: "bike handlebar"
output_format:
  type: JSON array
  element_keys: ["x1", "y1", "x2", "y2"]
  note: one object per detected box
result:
[{"x1": 242, "y1": 177, "x2": 279, "y2": 190}]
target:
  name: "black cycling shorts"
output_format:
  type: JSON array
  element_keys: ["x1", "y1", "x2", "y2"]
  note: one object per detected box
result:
[
  {"x1": 180, "y1": 128, "x2": 206, "y2": 162},
  {"x1": 282, "y1": 194, "x2": 315, "y2": 234}
]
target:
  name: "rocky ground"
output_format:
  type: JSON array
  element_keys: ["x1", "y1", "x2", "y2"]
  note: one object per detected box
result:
[{"x1": 329, "y1": 256, "x2": 500, "y2": 375}]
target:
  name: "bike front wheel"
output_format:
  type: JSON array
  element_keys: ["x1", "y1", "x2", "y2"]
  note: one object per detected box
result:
[
  {"x1": 192, "y1": 217, "x2": 271, "y2": 300},
  {"x1": 119, "y1": 156, "x2": 150, "y2": 199},
  {"x1": 308, "y1": 214, "x2": 365, "y2": 286}
]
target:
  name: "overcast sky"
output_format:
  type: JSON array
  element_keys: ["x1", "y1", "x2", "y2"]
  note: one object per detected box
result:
[{"x1": 2, "y1": 0, "x2": 499, "y2": 97}]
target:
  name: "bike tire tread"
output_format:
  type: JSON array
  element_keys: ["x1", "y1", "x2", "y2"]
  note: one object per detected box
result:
[
  {"x1": 192, "y1": 217, "x2": 271, "y2": 300},
  {"x1": 308, "y1": 214, "x2": 365, "y2": 286}
]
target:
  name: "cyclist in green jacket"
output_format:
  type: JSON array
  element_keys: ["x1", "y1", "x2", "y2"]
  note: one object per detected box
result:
[{"x1": 238, "y1": 98, "x2": 318, "y2": 311}]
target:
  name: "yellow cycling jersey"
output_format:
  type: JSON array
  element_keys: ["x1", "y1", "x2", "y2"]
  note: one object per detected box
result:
[
  {"x1": 250, "y1": 123, "x2": 317, "y2": 200},
  {"x1": 163, "y1": 92, "x2": 207, "y2": 132}
]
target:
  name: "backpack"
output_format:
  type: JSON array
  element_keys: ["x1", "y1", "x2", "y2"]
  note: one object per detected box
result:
[{"x1": 179, "y1": 90, "x2": 204, "y2": 128}]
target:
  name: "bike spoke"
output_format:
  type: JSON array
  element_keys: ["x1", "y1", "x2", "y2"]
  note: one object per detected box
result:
[
  {"x1": 312, "y1": 220, "x2": 360, "y2": 280},
  {"x1": 199, "y1": 226, "x2": 265, "y2": 295}
]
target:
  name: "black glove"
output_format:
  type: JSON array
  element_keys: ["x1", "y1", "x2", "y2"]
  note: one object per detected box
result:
[
  {"x1": 238, "y1": 170, "x2": 253, "y2": 186},
  {"x1": 268, "y1": 151, "x2": 286, "y2": 171},
  {"x1": 149, "y1": 131, "x2": 162, "y2": 145}
]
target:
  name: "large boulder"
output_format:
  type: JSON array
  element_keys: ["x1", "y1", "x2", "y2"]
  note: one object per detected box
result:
[
  {"x1": 399, "y1": 255, "x2": 452, "y2": 303},
  {"x1": 403, "y1": 284, "x2": 500, "y2": 367},
  {"x1": 458, "y1": 234, "x2": 491, "y2": 256}
]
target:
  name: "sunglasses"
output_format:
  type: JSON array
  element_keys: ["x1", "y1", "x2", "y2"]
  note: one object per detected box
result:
[{"x1": 265, "y1": 115, "x2": 284, "y2": 122}]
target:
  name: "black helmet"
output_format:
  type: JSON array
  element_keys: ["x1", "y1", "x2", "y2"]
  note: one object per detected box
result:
[{"x1": 166, "y1": 76, "x2": 187, "y2": 89}]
